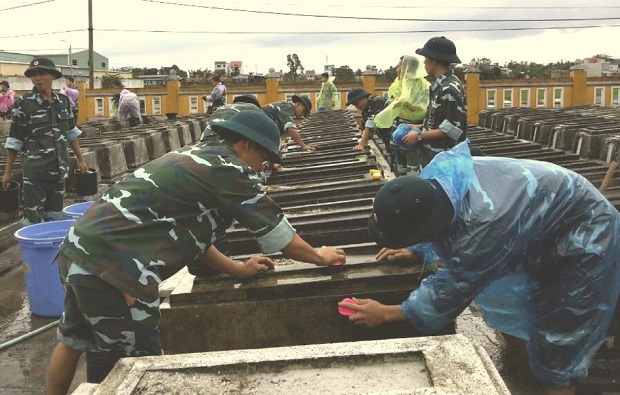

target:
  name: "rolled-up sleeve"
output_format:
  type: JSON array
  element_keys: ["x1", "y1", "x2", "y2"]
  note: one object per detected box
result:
[
  {"x1": 4, "y1": 136, "x2": 23, "y2": 152},
  {"x1": 438, "y1": 119, "x2": 463, "y2": 141},
  {"x1": 66, "y1": 126, "x2": 83, "y2": 143},
  {"x1": 256, "y1": 217, "x2": 296, "y2": 253},
  {"x1": 364, "y1": 116, "x2": 376, "y2": 129}
]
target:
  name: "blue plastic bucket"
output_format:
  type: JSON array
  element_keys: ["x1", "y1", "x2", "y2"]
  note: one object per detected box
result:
[
  {"x1": 63, "y1": 201, "x2": 95, "y2": 219},
  {"x1": 14, "y1": 220, "x2": 75, "y2": 317}
]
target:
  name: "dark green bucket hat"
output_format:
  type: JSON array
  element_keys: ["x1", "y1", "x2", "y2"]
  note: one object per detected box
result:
[
  {"x1": 211, "y1": 111, "x2": 283, "y2": 164},
  {"x1": 24, "y1": 57, "x2": 63, "y2": 79},
  {"x1": 292, "y1": 94, "x2": 312, "y2": 116},
  {"x1": 346, "y1": 88, "x2": 370, "y2": 106}
]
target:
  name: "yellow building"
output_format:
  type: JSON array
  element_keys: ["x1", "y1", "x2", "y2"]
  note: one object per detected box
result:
[{"x1": 5, "y1": 66, "x2": 618, "y2": 125}]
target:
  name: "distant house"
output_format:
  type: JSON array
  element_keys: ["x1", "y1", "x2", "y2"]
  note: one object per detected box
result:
[
  {"x1": 138, "y1": 74, "x2": 167, "y2": 87},
  {"x1": 0, "y1": 49, "x2": 110, "y2": 79},
  {"x1": 214, "y1": 61, "x2": 229, "y2": 75},
  {"x1": 578, "y1": 54, "x2": 620, "y2": 77},
  {"x1": 229, "y1": 61, "x2": 242, "y2": 74}
]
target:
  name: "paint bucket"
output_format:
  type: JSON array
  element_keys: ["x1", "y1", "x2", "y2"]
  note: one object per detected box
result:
[
  {"x1": 74, "y1": 168, "x2": 98, "y2": 196},
  {"x1": 63, "y1": 201, "x2": 95, "y2": 219},
  {"x1": 14, "y1": 220, "x2": 75, "y2": 317},
  {"x1": 0, "y1": 180, "x2": 19, "y2": 213}
]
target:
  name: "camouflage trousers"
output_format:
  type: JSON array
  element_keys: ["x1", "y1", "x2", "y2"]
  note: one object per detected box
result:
[
  {"x1": 391, "y1": 143, "x2": 422, "y2": 176},
  {"x1": 57, "y1": 254, "x2": 163, "y2": 376},
  {"x1": 21, "y1": 178, "x2": 65, "y2": 226}
]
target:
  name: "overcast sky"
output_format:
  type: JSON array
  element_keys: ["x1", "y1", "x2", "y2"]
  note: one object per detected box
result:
[{"x1": 1, "y1": 0, "x2": 619, "y2": 74}]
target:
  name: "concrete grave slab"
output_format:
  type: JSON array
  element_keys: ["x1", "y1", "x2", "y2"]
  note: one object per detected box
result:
[
  {"x1": 72, "y1": 335, "x2": 509, "y2": 395},
  {"x1": 143, "y1": 130, "x2": 167, "y2": 159},
  {"x1": 176, "y1": 123, "x2": 192, "y2": 147},
  {"x1": 161, "y1": 126, "x2": 181, "y2": 152},
  {"x1": 94, "y1": 142, "x2": 128, "y2": 179},
  {"x1": 159, "y1": 247, "x2": 446, "y2": 354},
  {"x1": 122, "y1": 136, "x2": 150, "y2": 168},
  {"x1": 188, "y1": 119, "x2": 202, "y2": 142}
]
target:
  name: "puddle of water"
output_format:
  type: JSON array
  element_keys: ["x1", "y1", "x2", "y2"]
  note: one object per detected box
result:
[{"x1": 0, "y1": 265, "x2": 87, "y2": 393}]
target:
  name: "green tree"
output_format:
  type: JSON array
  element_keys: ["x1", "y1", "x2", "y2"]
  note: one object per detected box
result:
[
  {"x1": 382, "y1": 66, "x2": 398, "y2": 82},
  {"x1": 333, "y1": 65, "x2": 355, "y2": 82},
  {"x1": 190, "y1": 69, "x2": 209, "y2": 78},
  {"x1": 101, "y1": 74, "x2": 124, "y2": 89},
  {"x1": 131, "y1": 67, "x2": 158, "y2": 78},
  {"x1": 286, "y1": 54, "x2": 304, "y2": 82}
]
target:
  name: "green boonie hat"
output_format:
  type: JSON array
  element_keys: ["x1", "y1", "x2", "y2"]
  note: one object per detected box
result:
[
  {"x1": 24, "y1": 57, "x2": 63, "y2": 79},
  {"x1": 211, "y1": 111, "x2": 283, "y2": 164},
  {"x1": 415, "y1": 36, "x2": 461, "y2": 64},
  {"x1": 232, "y1": 95, "x2": 260, "y2": 107},
  {"x1": 346, "y1": 88, "x2": 370, "y2": 106},
  {"x1": 292, "y1": 94, "x2": 312, "y2": 116},
  {"x1": 368, "y1": 175, "x2": 445, "y2": 248}
]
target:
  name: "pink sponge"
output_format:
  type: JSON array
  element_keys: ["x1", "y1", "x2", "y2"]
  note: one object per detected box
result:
[{"x1": 338, "y1": 297, "x2": 358, "y2": 316}]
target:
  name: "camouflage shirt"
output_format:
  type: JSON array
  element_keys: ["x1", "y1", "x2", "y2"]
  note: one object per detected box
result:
[
  {"x1": 200, "y1": 102, "x2": 264, "y2": 142},
  {"x1": 361, "y1": 96, "x2": 389, "y2": 132},
  {"x1": 5, "y1": 90, "x2": 80, "y2": 180},
  {"x1": 59, "y1": 141, "x2": 296, "y2": 302},
  {"x1": 261, "y1": 101, "x2": 297, "y2": 134},
  {"x1": 423, "y1": 70, "x2": 467, "y2": 150}
]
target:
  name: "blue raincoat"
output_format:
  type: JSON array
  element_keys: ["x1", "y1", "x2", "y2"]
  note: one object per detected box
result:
[{"x1": 403, "y1": 140, "x2": 620, "y2": 387}]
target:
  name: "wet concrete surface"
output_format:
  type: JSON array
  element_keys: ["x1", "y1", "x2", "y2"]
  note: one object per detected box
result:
[{"x1": 0, "y1": 245, "x2": 86, "y2": 395}]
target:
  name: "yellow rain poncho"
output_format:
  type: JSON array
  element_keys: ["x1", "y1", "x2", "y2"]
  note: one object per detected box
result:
[
  {"x1": 317, "y1": 76, "x2": 338, "y2": 111},
  {"x1": 374, "y1": 55, "x2": 429, "y2": 128},
  {"x1": 387, "y1": 76, "x2": 402, "y2": 100}
]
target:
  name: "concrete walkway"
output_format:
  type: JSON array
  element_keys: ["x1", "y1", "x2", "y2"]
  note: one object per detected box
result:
[{"x1": 0, "y1": 243, "x2": 87, "y2": 394}]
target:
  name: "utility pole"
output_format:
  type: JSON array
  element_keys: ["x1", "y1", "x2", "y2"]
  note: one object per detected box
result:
[
  {"x1": 88, "y1": 0, "x2": 94, "y2": 89},
  {"x1": 61, "y1": 40, "x2": 73, "y2": 77},
  {"x1": 69, "y1": 44, "x2": 74, "y2": 77}
]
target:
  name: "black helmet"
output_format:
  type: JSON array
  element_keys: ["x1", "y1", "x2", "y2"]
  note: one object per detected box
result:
[
  {"x1": 24, "y1": 57, "x2": 63, "y2": 79},
  {"x1": 211, "y1": 111, "x2": 283, "y2": 164},
  {"x1": 346, "y1": 88, "x2": 370, "y2": 106},
  {"x1": 415, "y1": 36, "x2": 461, "y2": 64}
]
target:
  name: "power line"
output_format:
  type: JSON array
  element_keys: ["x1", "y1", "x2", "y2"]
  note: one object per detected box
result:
[
  {"x1": 228, "y1": 1, "x2": 620, "y2": 10},
  {"x1": 2, "y1": 47, "x2": 88, "y2": 52},
  {"x1": 95, "y1": 24, "x2": 620, "y2": 34},
  {"x1": 139, "y1": 0, "x2": 620, "y2": 22},
  {"x1": 1, "y1": 23, "x2": 618, "y2": 40},
  {"x1": 0, "y1": 0, "x2": 55, "y2": 12},
  {"x1": 0, "y1": 29, "x2": 83, "y2": 39}
]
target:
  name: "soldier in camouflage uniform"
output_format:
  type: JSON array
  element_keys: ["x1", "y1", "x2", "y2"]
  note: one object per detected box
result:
[
  {"x1": 347, "y1": 88, "x2": 391, "y2": 151},
  {"x1": 2, "y1": 57, "x2": 88, "y2": 226},
  {"x1": 199, "y1": 95, "x2": 263, "y2": 142},
  {"x1": 261, "y1": 95, "x2": 318, "y2": 152},
  {"x1": 45, "y1": 111, "x2": 346, "y2": 394},
  {"x1": 400, "y1": 37, "x2": 467, "y2": 168}
]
